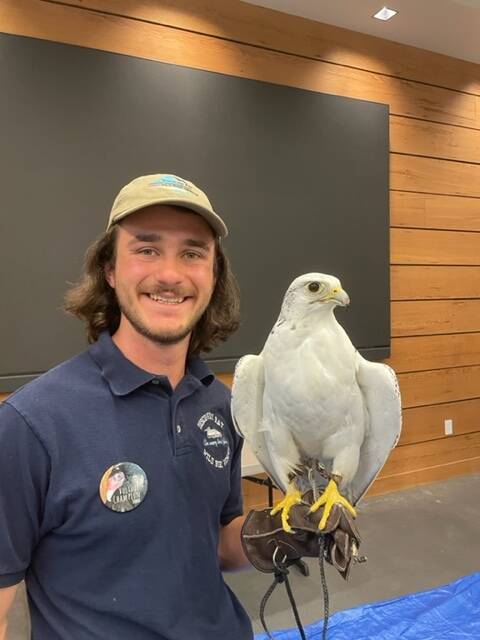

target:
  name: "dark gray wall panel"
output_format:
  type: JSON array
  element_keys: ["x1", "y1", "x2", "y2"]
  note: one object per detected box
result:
[{"x1": 0, "y1": 34, "x2": 389, "y2": 389}]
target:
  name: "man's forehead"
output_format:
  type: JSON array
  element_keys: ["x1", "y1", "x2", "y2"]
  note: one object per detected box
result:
[{"x1": 119, "y1": 204, "x2": 215, "y2": 240}]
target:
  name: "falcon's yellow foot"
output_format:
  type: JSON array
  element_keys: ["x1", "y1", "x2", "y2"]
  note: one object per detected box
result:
[
  {"x1": 270, "y1": 483, "x2": 303, "y2": 533},
  {"x1": 309, "y1": 479, "x2": 357, "y2": 530}
]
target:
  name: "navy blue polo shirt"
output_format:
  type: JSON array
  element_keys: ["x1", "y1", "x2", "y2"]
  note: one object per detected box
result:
[{"x1": 0, "y1": 332, "x2": 253, "y2": 640}]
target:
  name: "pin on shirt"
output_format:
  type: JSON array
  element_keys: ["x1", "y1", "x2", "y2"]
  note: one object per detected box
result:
[{"x1": 99, "y1": 462, "x2": 148, "y2": 512}]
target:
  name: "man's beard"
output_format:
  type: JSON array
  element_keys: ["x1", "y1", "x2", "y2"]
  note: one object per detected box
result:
[{"x1": 117, "y1": 298, "x2": 207, "y2": 346}]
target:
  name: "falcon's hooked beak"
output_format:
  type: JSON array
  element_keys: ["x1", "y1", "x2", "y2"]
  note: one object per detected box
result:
[{"x1": 328, "y1": 287, "x2": 350, "y2": 307}]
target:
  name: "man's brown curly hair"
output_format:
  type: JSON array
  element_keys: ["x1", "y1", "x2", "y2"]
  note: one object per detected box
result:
[{"x1": 64, "y1": 225, "x2": 240, "y2": 355}]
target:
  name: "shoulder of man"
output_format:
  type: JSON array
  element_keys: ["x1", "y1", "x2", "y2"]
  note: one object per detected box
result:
[{"x1": 3, "y1": 347, "x2": 98, "y2": 432}]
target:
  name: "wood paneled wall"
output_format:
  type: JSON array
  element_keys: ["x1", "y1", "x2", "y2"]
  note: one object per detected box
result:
[{"x1": 2, "y1": 0, "x2": 479, "y2": 508}]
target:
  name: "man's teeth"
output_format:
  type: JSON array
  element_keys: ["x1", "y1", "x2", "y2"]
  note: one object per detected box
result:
[{"x1": 149, "y1": 293, "x2": 185, "y2": 304}]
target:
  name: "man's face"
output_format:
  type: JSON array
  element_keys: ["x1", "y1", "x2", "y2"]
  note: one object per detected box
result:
[{"x1": 106, "y1": 205, "x2": 216, "y2": 347}]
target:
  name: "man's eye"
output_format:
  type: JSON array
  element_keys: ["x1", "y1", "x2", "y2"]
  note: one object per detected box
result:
[
  {"x1": 184, "y1": 251, "x2": 202, "y2": 260},
  {"x1": 137, "y1": 248, "x2": 156, "y2": 256}
]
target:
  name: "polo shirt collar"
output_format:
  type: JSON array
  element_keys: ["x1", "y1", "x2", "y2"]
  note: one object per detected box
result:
[
  {"x1": 187, "y1": 356, "x2": 215, "y2": 386},
  {"x1": 89, "y1": 331, "x2": 214, "y2": 396}
]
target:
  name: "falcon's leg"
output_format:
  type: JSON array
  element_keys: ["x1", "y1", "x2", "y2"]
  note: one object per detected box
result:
[
  {"x1": 270, "y1": 480, "x2": 303, "y2": 533},
  {"x1": 309, "y1": 478, "x2": 356, "y2": 530}
]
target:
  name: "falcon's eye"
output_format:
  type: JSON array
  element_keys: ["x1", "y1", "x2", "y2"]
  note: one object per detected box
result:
[{"x1": 308, "y1": 282, "x2": 320, "y2": 293}]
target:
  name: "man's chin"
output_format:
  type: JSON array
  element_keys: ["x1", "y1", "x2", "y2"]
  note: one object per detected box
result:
[
  {"x1": 134, "y1": 322, "x2": 193, "y2": 347},
  {"x1": 147, "y1": 330, "x2": 191, "y2": 346}
]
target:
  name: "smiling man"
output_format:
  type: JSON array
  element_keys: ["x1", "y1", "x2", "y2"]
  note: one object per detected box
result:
[
  {"x1": 106, "y1": 204, "x2": 218, "y2": 386},
  {"x1": 0, "y1": 174, "x2": 253, "y2": 640}
]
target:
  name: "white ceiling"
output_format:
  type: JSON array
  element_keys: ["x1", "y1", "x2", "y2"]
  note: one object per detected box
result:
[{"x1": 243, "y1": 0, "x2": 480, "y2": 65}]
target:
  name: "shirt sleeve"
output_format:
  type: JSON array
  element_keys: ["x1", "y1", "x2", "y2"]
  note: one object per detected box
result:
[
  {"x1": 220, "y1": 427, "x2": 244, "y2": 526},
  {"x1": 0, "y1": 401, "x2": 50, "y2": 587}
]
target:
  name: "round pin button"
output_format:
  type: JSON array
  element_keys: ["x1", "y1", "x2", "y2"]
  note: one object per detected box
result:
[{"x1": 99, "y1": 462, "x2": 148, "y2": 513}]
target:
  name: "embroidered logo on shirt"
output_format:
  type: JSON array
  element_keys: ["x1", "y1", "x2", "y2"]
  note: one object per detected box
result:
[
  {"x1": 99, "y1": 462, "x2": 148, "y2": 513},
  {"x1": 197, "y1": 412, "x2": 230, "y2": 470}
]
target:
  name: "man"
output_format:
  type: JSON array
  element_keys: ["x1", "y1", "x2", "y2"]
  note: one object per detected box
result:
[{"x1": 0, "y1": 174, "x2": 253, "y2": 639}]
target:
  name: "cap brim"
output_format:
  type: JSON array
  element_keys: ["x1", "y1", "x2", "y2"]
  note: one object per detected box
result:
[{"x1": 108, "y1": 198, "x2": 228, "y2": 238}]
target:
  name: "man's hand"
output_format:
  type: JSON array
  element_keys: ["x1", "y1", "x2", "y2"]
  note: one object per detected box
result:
[
  {"x1": 0, "y1": 584, "x2": 19, "y2": 640},
  {"x1": 218, "y1": 515, "x2": 251, "y2": 572}
]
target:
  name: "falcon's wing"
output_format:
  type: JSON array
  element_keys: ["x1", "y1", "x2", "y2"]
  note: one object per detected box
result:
[
  {"x1": 231, "y1": 355, "x2": 287, "y2": 493},
  {"x1": 349, "y1": 353, "x2": 402, "y2": 505}
]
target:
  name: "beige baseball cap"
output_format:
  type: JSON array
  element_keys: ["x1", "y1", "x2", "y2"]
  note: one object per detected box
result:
[{"x1": 107, "y1": 174, "x2": 228, "y2": 238}]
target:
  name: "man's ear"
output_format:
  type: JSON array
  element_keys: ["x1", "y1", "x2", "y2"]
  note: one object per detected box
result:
[{"x1": 105, "y1": 263, "x2": 115, "y2": 289}]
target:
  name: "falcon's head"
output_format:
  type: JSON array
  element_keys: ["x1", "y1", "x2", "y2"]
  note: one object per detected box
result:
[{"x1": 280, "y1": 273, "x2": 350, "y2": 321}]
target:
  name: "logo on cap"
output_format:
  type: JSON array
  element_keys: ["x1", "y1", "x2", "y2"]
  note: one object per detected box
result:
[{"x1": 150, "y1": 175, "x2": 196, "y2": 195}]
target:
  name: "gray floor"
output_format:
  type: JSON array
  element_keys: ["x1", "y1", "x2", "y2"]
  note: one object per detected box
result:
[{"x1": 7, "y1": 474, "x2": 480, "y2": 638}]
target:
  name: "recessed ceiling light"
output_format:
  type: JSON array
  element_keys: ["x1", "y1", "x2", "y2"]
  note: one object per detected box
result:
[{"x1": 373, "y1": 7, "x2": 398, "y2": 21}]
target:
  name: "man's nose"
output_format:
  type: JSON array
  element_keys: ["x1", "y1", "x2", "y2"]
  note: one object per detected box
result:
[{"x1": 152, "y1": 255, "x2": 185, "y2": 286}]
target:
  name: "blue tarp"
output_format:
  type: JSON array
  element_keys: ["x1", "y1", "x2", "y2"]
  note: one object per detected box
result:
[{"x1": 255, "y1": 572, "x2": 480, "y2": 639}]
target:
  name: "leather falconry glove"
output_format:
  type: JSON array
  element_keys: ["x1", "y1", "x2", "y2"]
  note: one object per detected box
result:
[{"x1": 241, "y1": 490, "x2": 363, "y2": 580}]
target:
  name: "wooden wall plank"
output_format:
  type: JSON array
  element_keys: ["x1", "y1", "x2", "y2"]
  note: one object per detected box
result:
[
  {"x1": 398, "y1": 365, "x2": 480, "y2": 407},
  {"x1": 391, "y1": 228, "x2": 480, "y2": 265},
  {"x1": 55, "y1": 0, "x2": 480, "y2": 96},
  {"x1": 0, "y1": 0, "x2": 477, "y2": 129},
  {"x1": 390, "y1": 115, "x2": 480, "y2": 164},
  {"x1": 391, "y1": 155, "x2": 480, "y2": 197},
  {"x1": 390, "y1": 192, "x2": 480, "y2": 232},
  {"x1": 243, "y1": 456, "x2": 480, "y2": 507},
  {"x1": 228, "y1": 356, "x2": 480, "y2": 411},
  {"x1": 379, "y1": 432, "x2": 480, "y2": 476},
  {"x1": 391, "y1": 265, "x2": 480, "y2": 299},
  {"x1": 366, "y1": 457, "x2": 480, "y2": 497},
  {"x1": 399, "y1": 398, "x2": 480, "y2": 445},
  {"x1": 227, "y1": 333, "x2": 480, "y2": 378},
  {"x1": 386, "y1": 333, "x2": 480, "y2": 372},
  {"x1": 392, "y1": 300, "x2": 480, "y2": 336}
]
